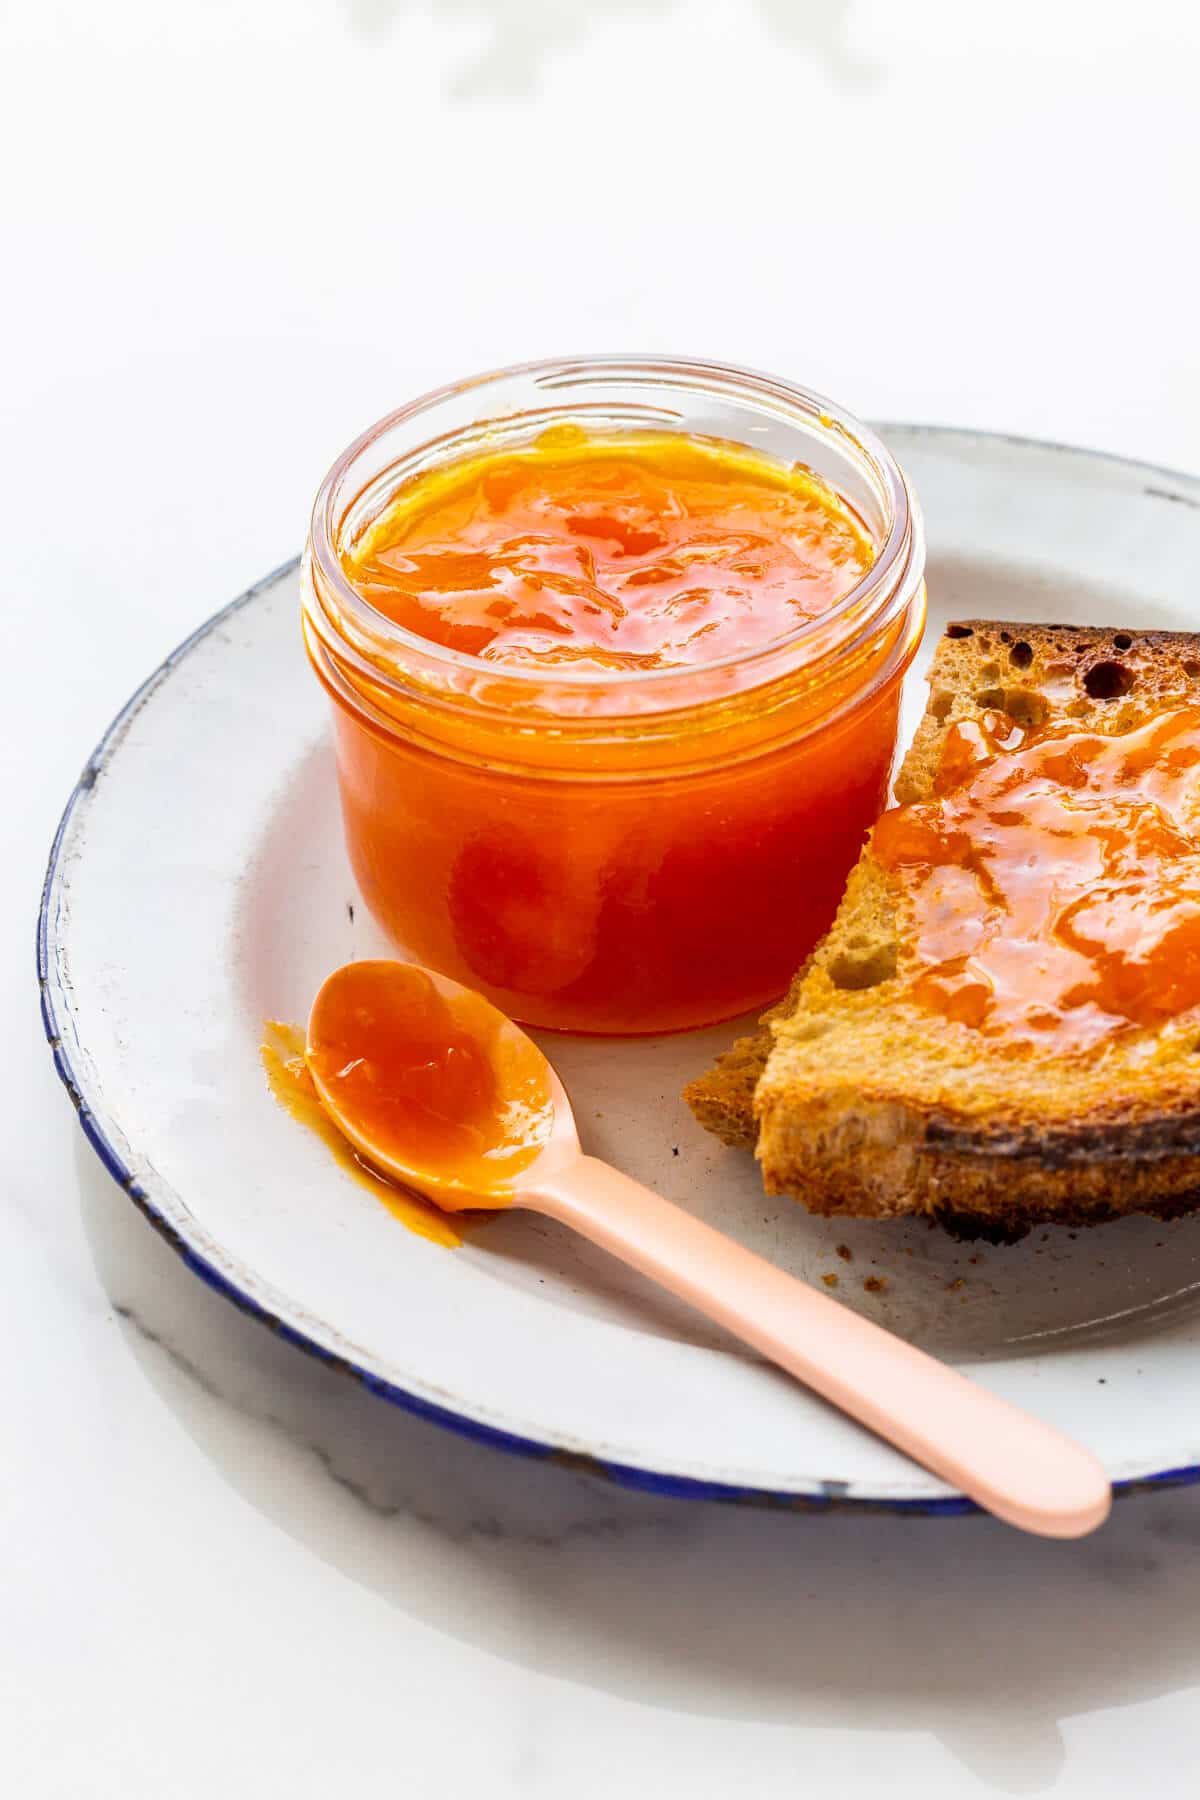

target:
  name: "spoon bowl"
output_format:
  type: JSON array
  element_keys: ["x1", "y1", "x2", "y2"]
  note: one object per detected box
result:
[{"x1": 307, "y1": 959, "x2": 575, "y2": 1208}]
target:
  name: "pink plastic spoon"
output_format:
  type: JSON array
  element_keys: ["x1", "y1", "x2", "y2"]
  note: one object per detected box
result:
[{"x1": 307, "y1": 959, "x2": 1111, "y2": 1538}]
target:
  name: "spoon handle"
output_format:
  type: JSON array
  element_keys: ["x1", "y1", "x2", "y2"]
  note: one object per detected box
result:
[{"x1": 525, "y1": 1155, "x2": 1110, "y2": 1537}]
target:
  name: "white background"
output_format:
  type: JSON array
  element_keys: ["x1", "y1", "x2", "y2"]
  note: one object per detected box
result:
[{"x1": 6, "y1": 2, "x2": 1200, "y2": 1794}]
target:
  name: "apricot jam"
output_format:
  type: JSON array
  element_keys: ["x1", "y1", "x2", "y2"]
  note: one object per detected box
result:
[
  {"x1": 302, "y1": 360, "x2": 926, "y2": 1034},
  {"x1": 873, "y1": 705, "x2": 1200, "y2": 1052},
  {"x1": 306, "y1": 961, "x2": 552, "y2": 1195},
  {"x1": 260, "y1": 1021, "x2": 467, "y2": 1246},
  {"x1": 342, "y1": 430, "x2": 873, "y2": 673}
]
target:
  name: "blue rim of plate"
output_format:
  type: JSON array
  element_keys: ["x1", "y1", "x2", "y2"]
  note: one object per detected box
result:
[{"x1": 37, "y1": 425, "x2": 1200, "y2": 1516}]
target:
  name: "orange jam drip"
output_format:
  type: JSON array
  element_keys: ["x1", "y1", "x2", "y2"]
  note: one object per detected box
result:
[
  {"x1": 872, "y1": 705, "x2": 1200, "y2": 1053},
  {"x1": 260, "y1": 1022, "x2": 467, "y2": 1246},
  {"x1": 305, "y1": 962, "x2": 554, "y2": 1203},
  {"x1": 342, "y1": 427, "x2": 874, "y2": 674}
]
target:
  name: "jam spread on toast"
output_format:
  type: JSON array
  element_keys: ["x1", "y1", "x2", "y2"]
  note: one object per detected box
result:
[{"x1": 872, "y1": 705, "x2": 1200, "y2": 1052}]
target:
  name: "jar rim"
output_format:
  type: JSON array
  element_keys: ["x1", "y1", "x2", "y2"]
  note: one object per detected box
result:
[{"x1": 308, "y1": 354, "x2": 923, "y2": 701}]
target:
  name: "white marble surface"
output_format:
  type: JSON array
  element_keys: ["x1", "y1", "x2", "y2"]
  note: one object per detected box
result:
[{"x1": 7, "y1": 2, "x2": 1200, "y2": 1793}]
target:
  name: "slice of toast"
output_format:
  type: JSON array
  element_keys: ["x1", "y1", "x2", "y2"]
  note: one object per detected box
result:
[{"x1": 686, "y1": 621, "x2": 1200, "y2": 1239}]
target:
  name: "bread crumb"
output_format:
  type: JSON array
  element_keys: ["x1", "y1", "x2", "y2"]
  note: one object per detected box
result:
[
  {"x1": 946, "y1": 1277, "x2": 965, "y2": 1292},
  {"x1": 863, "y1": 1275, "x2": 888, "y2": 1294},
  {"x1": 821, "y1": 1273, "x2": 838, "y2": 1288},
  {"x1": 835, "y1": 1243, "x2": 853, "y2": 1262}
]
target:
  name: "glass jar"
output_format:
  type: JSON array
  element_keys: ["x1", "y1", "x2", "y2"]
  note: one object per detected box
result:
[{"x1": 302, "y1": 356, "x2": 926, "y2": 1034}]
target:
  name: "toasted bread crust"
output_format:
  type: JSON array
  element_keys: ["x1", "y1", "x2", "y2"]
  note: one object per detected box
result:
[
  {"x1": 688, "y1": 619, "x2": 1200, "y2": 1236},
  {"x1": 683, "y1": 967, "x2": 807, "y2": 1148}
]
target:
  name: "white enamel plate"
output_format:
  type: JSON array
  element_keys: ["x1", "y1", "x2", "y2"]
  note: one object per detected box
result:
[{"x1": 40, "y1": 428, "x2": 1200, "y2": 1512}]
